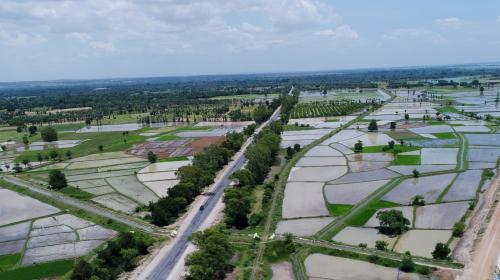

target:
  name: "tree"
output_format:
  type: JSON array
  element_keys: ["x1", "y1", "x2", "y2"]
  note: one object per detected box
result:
[
  {"x1": 375, "y1": 240, "x2": 388, "y2": 251},
  {"x1": 16, "y1": 125, "x2": 24, "y2": 133},
  {"x1": 22, "y1": 158, "x2": 30, "y2": 167},
  {"x1": 354, "y1": 140, "x2": 363, "y2": 153},
  {"x1": 404, "y1": 113, "x2": 410, "y2": 121},
  {"x1": 387, "y1": 140, "x2": 395, "y2": 149},
  {"x1": 293, "y1": 144, "x2": 301, "y2": 153},
  {"x1": 376, "y1": 209, "x2": 410, "y2": 235},
  {"x1": 13, "y1": 163, "x2": 23, "y2": 173},
  {"x1": 230, "y1": 169, "x2": 255, "y2": 187},
  {"x1": 400, "y1": 252, "x2": 415, "y2": 272},
  {"x1": 98, "y1": 144, "x2": 104, "y2": 151},
  {"x1": 71, "y1": 260, "x2": 93, "y2": 280},
  {"x1": 368, "y1": 119, "x2": 378, "y2": 131},
  {"x1": 41, "y1": 126, "x2": 58, "y2": 142},
  {"x1": 286, "y1": 146, "x2": 295, "y2": 160},
  {"x1": 22, "y1": 135, "x2": 29, "y2": 145},
  {"x1": 49, "y1": 150, "x2": 59, "y2": 160},
  {"x1": 411, "y1": 195, "x2": 425, "y2": 206},
  {"x1": 390, "y1": 122, "x2": 396, "y2": 129},
  {"x1": 48, "y1": 169, "x2": 67, "y2": 190},
  {"x1": 28, "y1": 125, "x2": 37, "y2": 135},
  {"x1": 452, "y1": 221, "x2": 465, "y2": 237},
  {"x1": 186, "y1": 228, "x2": 233, "y2": 280},
  {"x1": 37, "y1": 153, "x2": 43, "y2": 163},
  {"x1": 65, "y1": 150, "x2": 72, "y2": 159},
  {"x1": 432, "y1": 243, "x2": 450, "y2": 259},
  {"x1": 412, "y1": 169, "x2": 420, "y2": 178},
  {"x1": 223, "y1": 188, "x2": 250, "y2": 229},
  {"x1": 147, "y1": 151, "x2": 157, "y2": 163}
]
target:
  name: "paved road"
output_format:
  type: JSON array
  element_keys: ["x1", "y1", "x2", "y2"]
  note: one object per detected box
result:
[
  {"x1": 1, "y1": 175, "x2": 157, "y2": 233},
  {"x1": 141, "y1": 106, "x2": 281, "y2": 279}
]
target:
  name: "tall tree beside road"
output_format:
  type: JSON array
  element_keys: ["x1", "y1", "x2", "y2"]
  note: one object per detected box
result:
[{"x1": 186, "y1": 228, "x2": 233, "y2": 280}]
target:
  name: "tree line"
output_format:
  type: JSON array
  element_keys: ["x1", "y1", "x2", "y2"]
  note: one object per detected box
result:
[{"x1": 148, "y1": 128, "x2": 251, "y2": 226}]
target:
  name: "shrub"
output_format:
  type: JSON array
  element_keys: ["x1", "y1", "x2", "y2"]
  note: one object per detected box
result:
[
  {"x1": 375, "y1": 240, "x2": 388, "y2": 251},
  {"x1": 400, "y1": 252, "x2": 415, "y2": 272},
  {"x1": 354, "y1": 140, "x2": 363, "y2": 153},
  {"x1": 432, "y1": 243, "x2": 450, "y2": 259},
  {"x1": 368, "y1": 119, "x2": 378, "y2": 131},
  {"x1": 412, "y1": 169, "x2": 420, "y2": 178},
  {"x1": 147, "y1": 151, "x2": 157, "y2": 163},
  {"x1": 452, "y1": 221, "x2": 465, "y2": 237},
  {"x1": 48, "y1": 169, "x2": 67, "y2": 190}
]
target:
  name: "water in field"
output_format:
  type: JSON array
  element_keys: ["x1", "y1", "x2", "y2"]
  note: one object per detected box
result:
[
  {"x1": 76, "y1": 123, "x2": 144, "y2": 132},
  {"x1": 16, "y1": 140, "x2": 82, "y2": 152}
]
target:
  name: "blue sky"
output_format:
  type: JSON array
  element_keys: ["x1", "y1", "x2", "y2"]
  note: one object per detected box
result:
[{"x1": 0, "y1": 0, "x2": 499, "y2": 82}]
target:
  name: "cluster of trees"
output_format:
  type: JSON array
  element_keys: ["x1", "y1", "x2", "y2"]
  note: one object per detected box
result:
[
  {"x1": 185, "y1": 227, "x2": 233, "y2": 280},
  {"x1": 245, "y1": 121, "x2": 282, "y2": 184},
  {"x1": 149, "y1": 128, "x2": 249, "y2": 226},
  {"x1": 290, "y1": 100, "x2": 369, "y2": 119},
  {"x1": 223, "y1": 121, "x2": 283, "y2": 229},
  {"x1": 376, "y1": 209, "x2": 410, "y2": 236},
  {"x1": 71, "y1": 232, "x2": 152, "y2": 280}
]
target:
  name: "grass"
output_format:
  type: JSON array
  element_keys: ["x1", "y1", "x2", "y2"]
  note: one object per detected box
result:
[
  {"x1": 385, "y1": 130, "x2": 426, "y2": 141},
  {"x1": 0, "y1": 254, "x2": 21, "y2": 271},
  {"x1": 155, "y1": 134, "x2": 180, "y2": 141},
  {"x1": 328, "y1": 204, "x2": 354, "y2": 216},
  {"x1": 362, "y1": 145, "x2": 420, "y2": 154},
  {"x1": 392, "y1": 155, "x2": 420, "y2": 165},
  {"x1": 158, "y1": 155, "x2": 190, "y2": 162},
  {"x1": 347, "y1": 200, "x2": 400, "y2": 226},
  {"x1": 437, "y1": 106, "x2": 460, "y2": 113},
  {"x1": 0, "y1": 259, "x2": 74, "y2": 280},
  {"x1": 59, "y1": 185, "x2": 95, "y2": 200},
  {"x1": 283, "y1": 124, "x2": 315, "y2": 131},
  {"x1": 251, "y1": 188, "x2": 264, "y2": 215},
  {"x1": 433, "y1": 132, "x2": 456, "y2": 139},
  {"x1": 15, "y1": 129, "x2": 147, "y2": 163}
]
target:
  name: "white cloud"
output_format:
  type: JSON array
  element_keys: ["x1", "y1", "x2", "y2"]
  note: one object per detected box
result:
[
  {"x1": 435, "y1": 17, "x2": 461, "y2": 27},
  {"x1": 89, "y1": 41, "x2": 116, "y2": 52},
  {"x1": 315, "y1": 25, "x2": 358, "y2": 39},
  {"x1": 382, "y1": 28, "x2": 445, "y2": 43},
  {"x1": 240, "y1": 22, "x2": 261, "y2": 33}
]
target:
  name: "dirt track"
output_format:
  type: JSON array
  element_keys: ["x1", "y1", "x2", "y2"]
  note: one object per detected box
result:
[{"x1": 456, "y1": 173, "x2": 500, "y2": 280}]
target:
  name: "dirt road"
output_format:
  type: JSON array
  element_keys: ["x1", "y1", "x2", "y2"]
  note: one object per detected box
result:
[{"x1": 457, "y1": 173, "x2": 500, "y2": 280}]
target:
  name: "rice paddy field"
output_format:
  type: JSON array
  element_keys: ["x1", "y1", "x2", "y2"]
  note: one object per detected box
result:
[
  {"x1": 24, "y1": 151, "x2": 191, "y2": 214},
  {"x1": 272, "y1": 88, "x2": 500, "y2": 277},
  {"x1": 0, "y1": 188, "x2": 116, "y2": 268}
]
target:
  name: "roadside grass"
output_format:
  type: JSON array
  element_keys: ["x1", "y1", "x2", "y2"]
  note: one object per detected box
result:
[
  {"x1": 0, "y1": 254, "x2": 21, "y2": 271},
  {"x1": 155, "y1": 134, "x2": 180, "y2": 141},
  {"x1": 362, "y1": 145, "x2": 420, "y2": 154},
  {"x1": 392, "y1": 155, "x2": 420, "y2": 165},
  {"x1": 328, "y1": 204, "x2": 353, "y2": 216},
  {"x1": 15, "y1": 130, "x2": 147, "y2": 163},
  {"x1": 283, "y1": 124, "x2": 315, "y2": 131},
  {"x1": 251, "y1": 187, "x2": 264, "y2": 215},
  {"x1": 428, "y1": 120, "x2": 447, "y2": 125},
  {"x1": 158, "y1": 156, "x2": 190, "y2": 162},
  {"x1": 433, "y1": 132, "x2": 456, "y2": 139},
  {"x1": 0, "y1": 259, "x2": 74, "y2": 280},
  {"x1": 346, "y1": 200, "x2": 400, "y2": 227},
  {"x1": 385, "y1": 130, "x2": 426, "y2": 141},
  {"x1": 59, "y1": 185, "x2": 95, "y2": 200}
]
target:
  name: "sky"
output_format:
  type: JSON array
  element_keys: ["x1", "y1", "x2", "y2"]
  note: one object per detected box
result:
[{"x1": 0, "y1": 0, "x2": 499, "y2": 82}]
